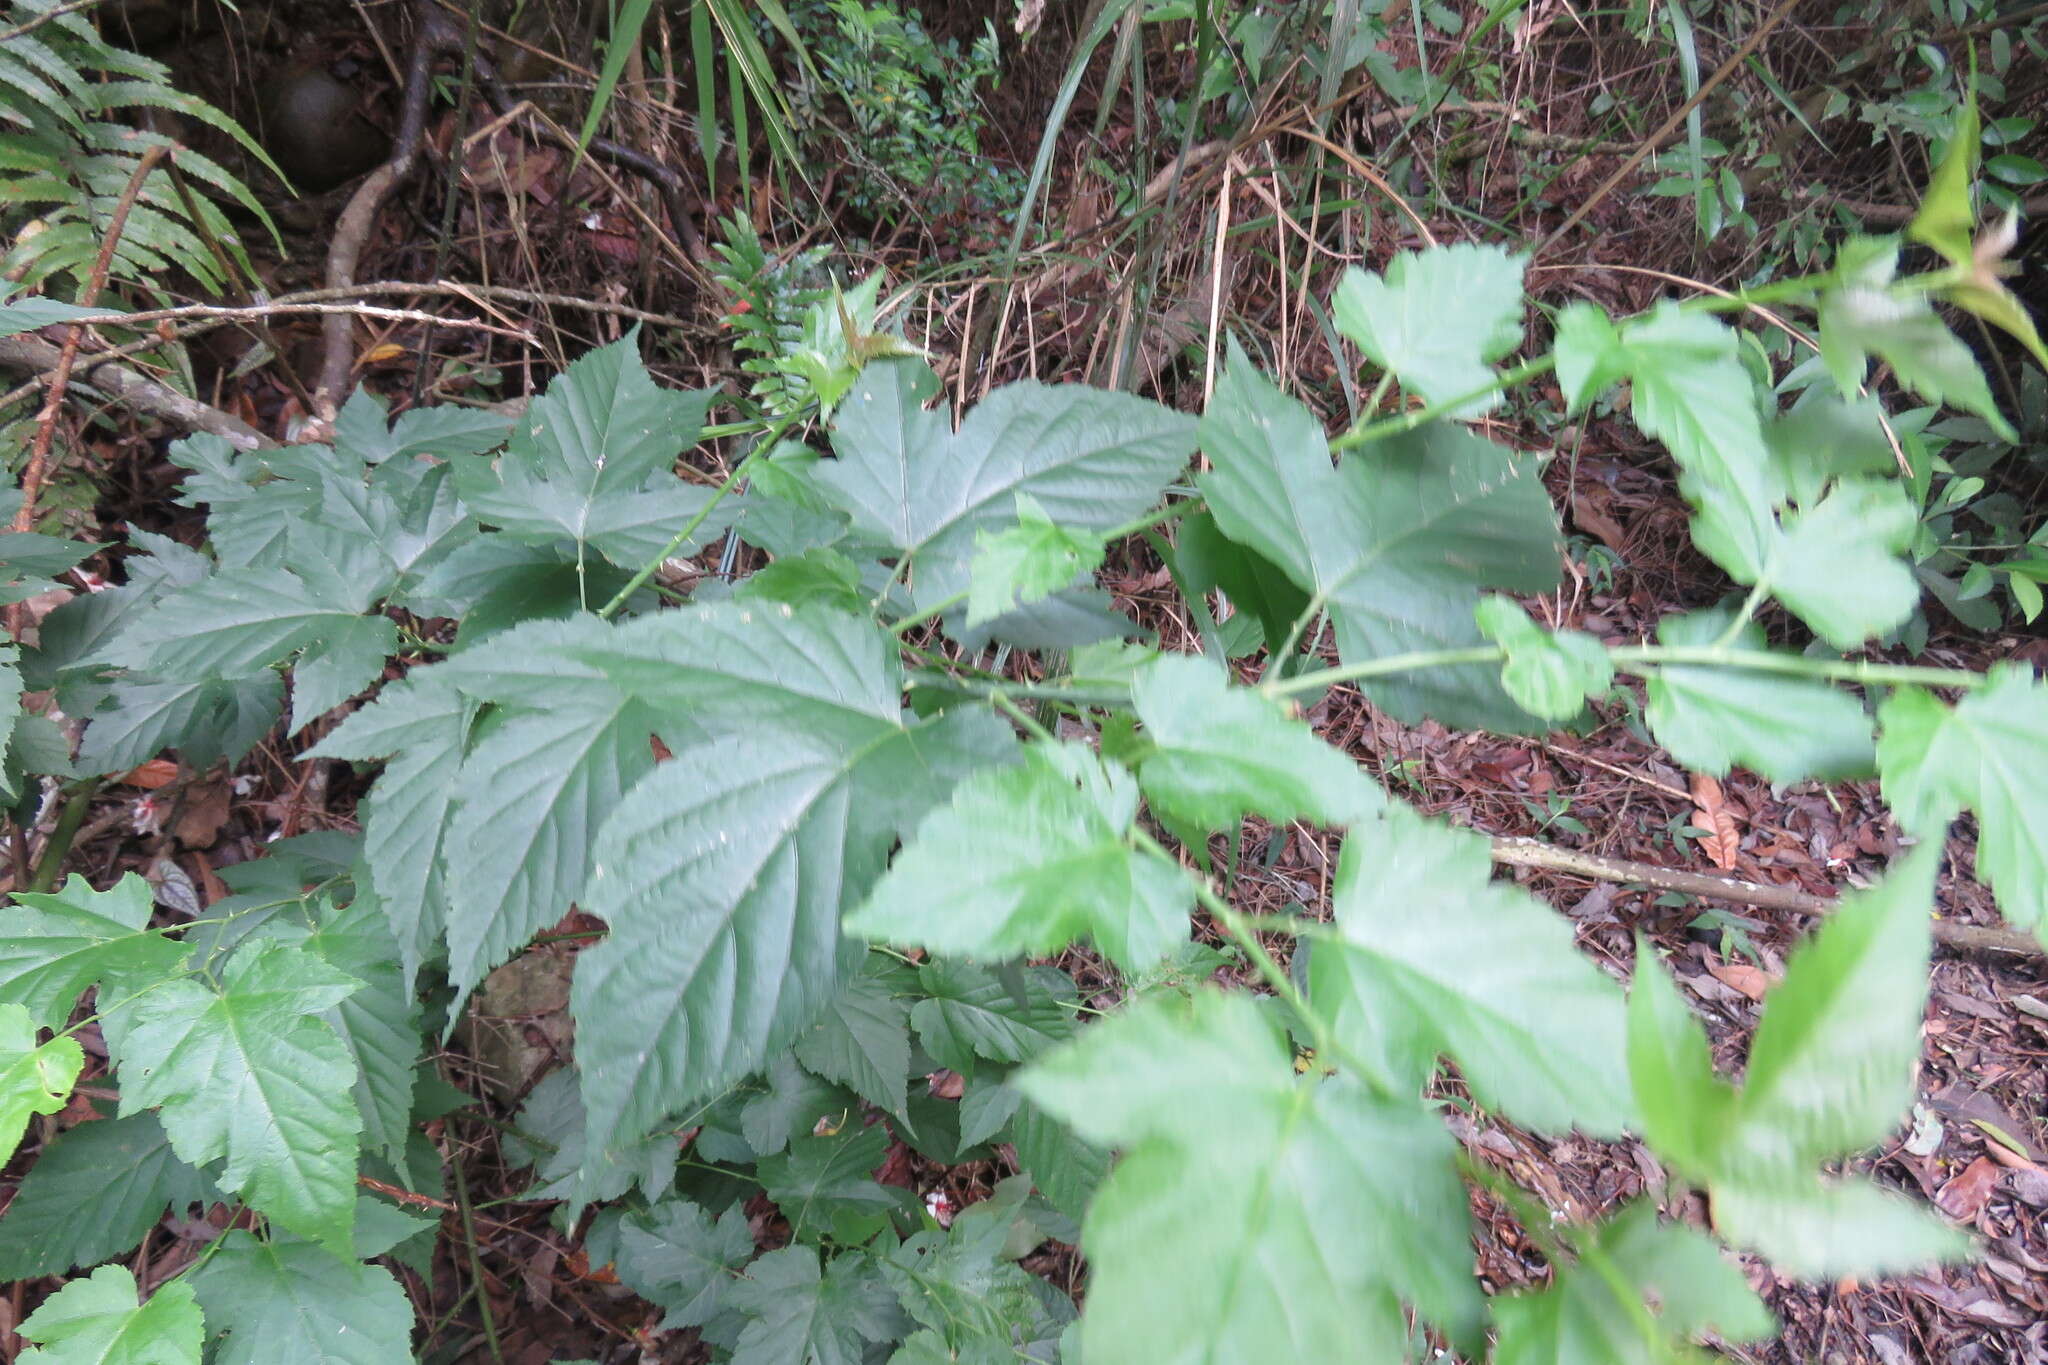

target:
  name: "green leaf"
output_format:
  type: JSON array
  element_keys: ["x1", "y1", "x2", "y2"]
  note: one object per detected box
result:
[
  {"x1": 735, "y1": 547, "x2": 865, "y2": 614},
  {"x1": 306, "y1": 674, "x2": 474, "y2": 984},
  {"x1": 882, "y1": 1179, "x2": 1071, "y2": 1352},
  {"x1": 1818, "y1": 236, "x2": 2009, "y2": 438},
  {"x1": 756, "y1": 1125, "x2": 898, "y2": 1243},
  {"x1": 502, "y1": 1069, "x2": 676, "y2": 1208},
  {"x1": 845, "y1": 742, "x2": 1191, "y2": 973},
  {"x1": 0, "y1": 874, "x2": 187, "y2": 1028},
  {"x1": 1625, "y1": 943, "x2": 1736, "y2": 1177},
  {"x1": 572, "y1": 709, "x2": 1007, "y2": 1164},
  {"x1": 281, "y1": 899, "x2": 420, "y2": 1165},
  {"x1": 111, "y1": 940, "x2": 363, "y2": 1255},
  {"x1": 1018, "y1": 992, "x2": 1483, "y2": 1361},
  {"x1": 1907, "y1": 95, "x2": 1979, "y2": 268},
  {"x1": 792, "y1": 969, "x2": 912, "y2": 1116},
  {"x1": 1492, "y1": 1201, "x2": 1774, "y2": 1364},
  {"x1": 185, "y1": 1232, "x2": 413, "y2": 1365},
  {"x1": 104, "y1": 568, "x2": 397, "y2": 733},
  {"x1": 726, "y1": 1247, "x2": 905, "y2": 1365},
  {"x1": 1731, "y1": 843, "x2": 1939, "y2": 1170},
  {"x1": 741, "y1": 1052, "x2": 859, "y2": 1158},
  {"x1": 1706, "y1": 1178, "x2": 1966, "y2": 1280},
  {"x1": 1332, "y1": 244, "x2": 1527, "y2": 415},
  {"x1": 1878, "y1": 666, "x2": 2048, "y2": 940},
  {"x1": 965, "y1": 492, "x2": 1106, "y2": 627},
  {"x1": 1643, "y1": 609, "x2": 1874, "y2": 783},
  {"x1": 909, "y1": 961, "x2": 1077, "y2": 1077},
  {"x1": 17, "y1": 1266, "x2": 202, "y2": 1365},
  {"x1": 1128, "y1": 653, "x2": 1382, "y2": 832},
  {"x1": 1170, "y1": 509, "x2": 1310, "y2": 655},
  {"x1": 1308, "y1": 803, "x2": 1635, "y2": 1136},
  {"x1": 1762, "y1": 478, "x2": 1919, "y2": 648},
  {"x1": 0, "y1": 1110, "x2": 215, "y2": 1279},
  {"x1": 597, "y1": 1198, "x2": 754, "y2": 1330},
  {"x1": 1197, "y1": 343, "x2": 1561, "y2": 730},
  {"x1": 814, "y1": 357, "x2": 1195, "y2": 634},
  {"x1": 1008, "y1": 1095, "x2": 1109, "y2": 1225},
  {"x1": 0, "y1": 296, "x2": 102, "y2": 338},
  {"x1": 331, "y1": 386, "x2": 513, "y2": 465},
  {"x1": 1474, "y1": 597, "x2": 1614, "y2": 722},
  {"x1": 448, "y1": 333, "x2": 724, "y2": 569},
  {"x1": 0, "y1": 1002, "x2": 82, "y2": 1163},
  {"x1": 76, "y1": 674, "x2": 283, "y2": 776}
]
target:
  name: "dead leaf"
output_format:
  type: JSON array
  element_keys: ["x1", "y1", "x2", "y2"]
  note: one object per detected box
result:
[
  {"x1": 1936, "y1": 1156, "x2": 2003, "y2": 1220},
  {"x1": 1689, "y1": 772, "x2": 1741, "y2": 870},
  {"x1": 1570, "y1": 488, "x2": 1628, "y2": 552},
  {"x1": 117, "y1": 758, "x2": 178, "y2": 790},
  {"x1": 1704, "y1": 958, "x2": 1773, "y2": 1002},
  {"x1": 173, "y1": 774, "x2": 233, "y2": 848},
  {"x1": 927, "y1": 1070, "x2": 964, "y2": 1100},
  {"x1": 358, "y1": 342, "x2": 408, "y2": 366}
]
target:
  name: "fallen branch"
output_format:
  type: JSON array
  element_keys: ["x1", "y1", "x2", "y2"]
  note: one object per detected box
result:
[
  {"x1": 1491, "y1": 835, "x2": 2042, "y2": 959},
  {"x1": 0, "y1": 334, "x2": 272, "y2": 450}
]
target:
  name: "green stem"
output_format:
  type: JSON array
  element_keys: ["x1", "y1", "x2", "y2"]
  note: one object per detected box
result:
[
  {"x1": 1263, "y1": 645, "x2": 1508, "y2": 699},
  {"x1": 27, "y1": 778, "x2": 101, "y2": 893},
  {"x1": 1101, "y1": 496, "x2": 1204, "y2": 544},
  {"x1": 596, "y1": 453, "x2": 756, "y2": 620},
  {"x1": 1607, "y1": 645, "x2": 1988, "y2": 690},
  {"x1": 902, "y1": 671, "x2": 1131, "y2": 710},
  {"x1": 889, "y1": 589, "x2": 970, "y2": 637},
  {"x1": 451, "y1": 1156, "x2": 505, "y2": 1364},
  {"x1": 1329, "y1": 357, "x2": 1557, "y2": 451}
]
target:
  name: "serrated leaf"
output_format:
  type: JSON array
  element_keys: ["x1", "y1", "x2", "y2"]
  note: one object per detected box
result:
[
  {"x1": 1625, "y1": 944, "x2": 1736, "y2": 1177},
  {"x1": 444, "y1": 703, "x2": 661, "y2": 996},
  {"x1": 1128, "y1": 653, "x2": 1382, "y2": 832},
  {"x1": 306, "y1": 673, "x2": 474, "y2": 984},
  {"x1": 965, "y1": 492, "x2": 1105, "y2": 627},
  {"x1": 1170, "y1": 508, "x2": 1309, "y2": 654},
  {"x1": 449, "y1": 333, "x2": 722, "y2": 569},
  {"x1": 0, "y1": 873, "x2": 187, "y2": 1028},
  {"x1": 286, "y1": 899, "x2": 420, "y2": 1164},
  {"x1": 1706, "y1": 1177, "x2": 1967, "y2": 1280},
  {"x1": 1009, "y1": 1095, "x2": 1109, "y2": 1225},
  {"x1": 756, "y1": 1125, "x2": 897, "y2": 1243},
  {"x1": 845, "y1": 742, "x2": 1190, "y2": 973},
  {"x1": 502, "y1": 1070, "x2": 675, "y2": 1208},
  {"x1": 1643, "y1": 609, "x2": 1874, "y2": 783},
  {"x1": 331, "y1": 386, "x2": 512, "y2": 465},
  {"x1": 1474, "y1": 596, "x2": 1613, "y2": 721},
  {"x1": 185, "y1": 1231, "x2": 413, "y2": 1365},
  {"x1": 735, "y1": 547, "x2": 866, "y2": 613},
  {"x1": 1878, "y1": 666, "x2": 2048, "y2": 940},
  {"x1": 17, "y1": 1266, "x2": 202, "y2": 1365},
  {"x1": 0, "y1": 296, "x2": 102, "y2": 337},
  {"x1": 1907, "y1": 97, "x2": 1979, "y2": 268},
  {"x1": 1331, "y1": 243, "x2": 1527, "y2": 415},
  {"x1": 573, "y1": 709, "x2": 1007, "y2": 1165},
  {"x1": 1818, "y1": 235, "x2": 2009, "y2": 438},
  {"x1": 76, "y1": 673, "x2": 283, "y2": 774},
  {"x1": 882, "y1": 1180, "x2": 1070, "y2": 1352},
  {"x1": 0, "y1": 1002, "x2": 82, "y2": 1163},
  {"x1": 814, "y1": 357, "x2": 1195, "y2": 636},
  {"x1": 741, "y1": 1052, "x2": 858, "y2": 1158},
  {"x1": 600, "y1": 1198, "x2": 754, "y2": 1329},
  {"x1": 792, "y1": 970, "x2": 912, "y2": 1115},
  {"x1": 1018, "y1": 992, "x2": 1483, "y2": 1362},
  {"x1": 0, "y1": 1109, "x2": 215, "y2": 1279},
  {"x1": 1308, "y1": 803, "x2": 1635, "y2": 1136},
  {"x1": 909, "y1": 961, "x2": 1077, "y2": 1077},
  {"x1": 1197, "y1": 342, "x2": 1561, "y2": 730},
  {"x1": 1762, "y1": 478, "x2": 1919, "y2": 648},
  {"x1": 1492, "y1": 1201, "x2": 1774, "y2": 1364},
  {"x1": 726, "y1": 1247, "x2": 905, "y2": 1365},
  {"x1": 104, "y1": 568, "x2": 396, "y2": 733},
  {"x1": 956, "y1": 1076, "x2": 1023, "y2": 1149},
  {"x1": 111, "y1": 940, "x2": 362, "y2": 1254}
]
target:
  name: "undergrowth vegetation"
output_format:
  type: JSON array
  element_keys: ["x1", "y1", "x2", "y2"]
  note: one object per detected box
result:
[{"x1": 2, "y1": 0, "x2": 2047, "y2": 1361}]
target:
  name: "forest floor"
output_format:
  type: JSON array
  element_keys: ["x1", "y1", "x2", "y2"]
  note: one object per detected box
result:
[{"x1": 5, "y1": 1, "x2": 2047, "y2": 1361}]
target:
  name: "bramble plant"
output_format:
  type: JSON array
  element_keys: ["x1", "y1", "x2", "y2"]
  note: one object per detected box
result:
[{"x1": 2, "y1": 109, "x2": 2046, "y2": 1363}]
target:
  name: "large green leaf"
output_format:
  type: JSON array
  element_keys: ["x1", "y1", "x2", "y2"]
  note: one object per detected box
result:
[
  {"x1": 0, "y1": 874, "x2": 187, "y2": 1029},
  {"x1": 845, "y1": 742, "x2": 1190, "y2": 972},
  {"x1": 103, "y1": 568, "x2": 396, "y2": 733},
  {"x1": 0, "y1": 1002, "x2": 82, "y2": 1163},
  {"x1": 1642, "y1": 609, "x2": 1874, "y2": 783},
  {"x1": 1307, "y1": 803, "x2": 1635, "y2": 1136},
  {"x1": 594, "y1": 1198, "x2": 754, "y2": 1330},
  {"x1": 725, "y1": 1247, "x2": 904, "y2": 1365},
  {"x1": 279, "y1": 899, "x2": 419, "y2": 1165},
  {"x1": 1331, "y1": 243, "x2": 1527, "y2": 415},
  {"x1": 572, "y1": 710, "x2": 1005, "y2": 1164},
  {"x1": 1762, "y1": 477, "x2": 1919, "y2": 649},
  {"x1": 0, "y1": 1110, "x2": 216, "y2": 1280},
  {"x1": 812, "y1": 356, "x2": 1196, "y2": 632},
  {"x1": 791, "y1": 968, "x2": 911, "y2": 1116},
  {"x1": 111, "y1": 940, "x2": 363, "y2": 1255},
  {"x1": 1878, "y1": 666, "x2": 2048, "y2": 940},
  {"x1": 185, "y1": 1233, "x2": 412, "y2": 1365},
  {"x1": 1008, "y1": 1094, "x2": 1110, "y2": 1224},
  {"x1": 965, "y1": 493, "x2": 1106, "y2": 627},
  {"x1": 1197, "y1": 343, "x2": 1561, "y2": 730},
  {"x1": 881, "y1": 1178, "x2": 1071, "y2": 1355},
  {"x1": 1626, "y1": 848, "x2": 1968, "y2": 1276},
  {"x1": 1128, "y1": 653, "x2": 1382, "y2": 833},
  {"x1": 305, "y1": 674, "x2": 475, "y2": 984},
  {"x1": 76, "y1": 674, "x2": 284, "y2": 775},
  {"x1": 447, "y1": 333, "x2": 724, "y2": 569},
  {"x1": 755, "y1": 1125, "x2": 898, "y2": 1243},
  {"x1": 1018, "y1": 992, "x2": 1483, "y2": 1362},
  {"x1": 909, "y1": 961, "x2": 1077, "y2": 1078},
  {"x1": 330, "y1": 386, "x2": 513, "y2": 466},
  {"x1": 17, "y1": 1266, "x2": 202, "y2": 1365},
  {"x1": 1492, "y1": 1201, "x2": 1774, "y2": 1364}
]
